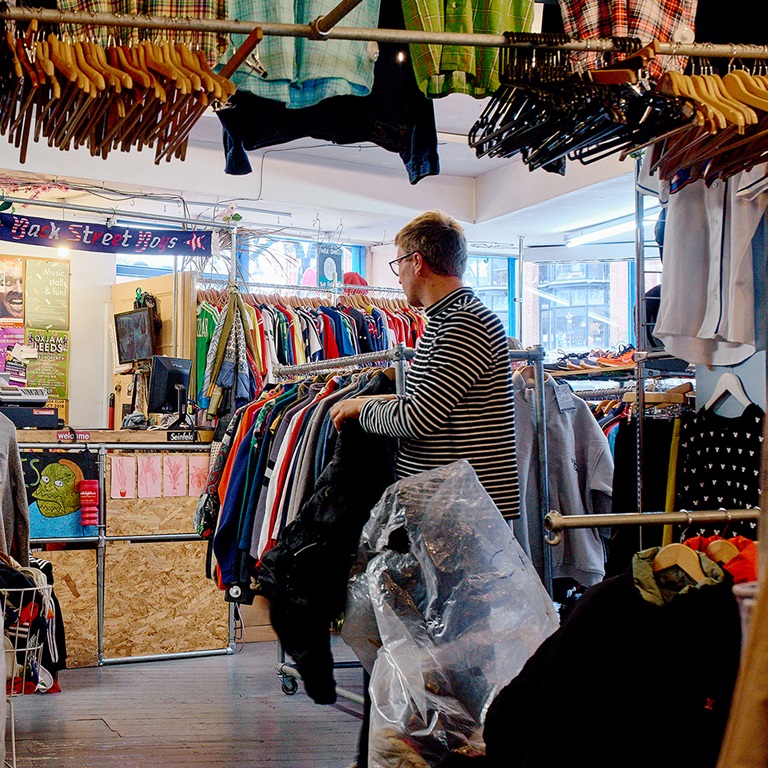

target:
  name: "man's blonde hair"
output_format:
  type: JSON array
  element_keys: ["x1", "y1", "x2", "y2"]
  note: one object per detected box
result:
[{"x1": 395, "y1": 210, "x2": 467, "y2": 277}]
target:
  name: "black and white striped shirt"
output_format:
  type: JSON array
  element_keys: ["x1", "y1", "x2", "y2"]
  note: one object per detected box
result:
[{"x1": 360, "y1": 287, "x2": 519, "y2": 518}]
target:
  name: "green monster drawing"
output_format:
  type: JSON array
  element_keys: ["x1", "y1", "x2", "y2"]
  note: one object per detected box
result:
[{"x1": 32, "y1": 459, "x2": 83, "y2": 519}]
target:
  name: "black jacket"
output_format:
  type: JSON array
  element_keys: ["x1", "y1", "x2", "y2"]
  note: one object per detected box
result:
[
  {"x1": 483, "y1": 564, "x2": 742, "y2": 768},
  {"x1": 256, "y1": 372, "x2": 397, "y2": 704}
]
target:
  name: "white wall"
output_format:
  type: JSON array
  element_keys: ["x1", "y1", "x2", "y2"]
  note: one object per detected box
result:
[{"x1": 0, "y1": 240, "x2": 115, "y2": 427}]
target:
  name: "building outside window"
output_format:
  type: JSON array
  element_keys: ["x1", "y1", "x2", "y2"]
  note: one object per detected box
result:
[
  {"x1": 521, "y1": 259, "x2": 642, "y2": 358},
  {"x1": 464, "y1": 255, "x2": 513, "y2": 336}
]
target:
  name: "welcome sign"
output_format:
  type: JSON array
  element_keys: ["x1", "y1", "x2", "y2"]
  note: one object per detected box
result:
[{"x1": 0, "y1": 213, "x2": 213, "y2": 257}]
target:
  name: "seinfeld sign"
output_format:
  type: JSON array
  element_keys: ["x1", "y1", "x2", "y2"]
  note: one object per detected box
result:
[{"x1": 0, "y1": 213, "x2": 212, "y2": 257}]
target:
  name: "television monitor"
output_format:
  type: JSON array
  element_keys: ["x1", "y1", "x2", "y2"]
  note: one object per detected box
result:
[
  {"x1": 146, "y1": 355, "x2": 193, "y2": 429},
  {"x1": 114, "y1": 307, "x2": 155, "y2": 365}
]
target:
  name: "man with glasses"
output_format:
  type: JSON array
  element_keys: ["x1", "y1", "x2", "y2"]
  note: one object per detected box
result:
[
  {"x1": 331, "y1": 210, "x2": 518, "y2": 768},
  {"x1": 331, "y1": 209, "x2": 518, "y2": 517}
]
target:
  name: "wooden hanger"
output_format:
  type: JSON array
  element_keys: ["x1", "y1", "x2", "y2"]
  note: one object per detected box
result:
[
  {"x1": 622, "y1": 381, "x2": 693, "y2": 405},
  {"x1": 705, "y1": 538, "x2": 739, "y2": 565},
  {"x1": 652, "y1": 543, "x2": 707, "y2": 582}
]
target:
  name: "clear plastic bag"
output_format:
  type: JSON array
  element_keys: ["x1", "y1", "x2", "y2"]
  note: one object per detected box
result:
[{"x1": 343, "y1": 460, "x2": 559, "y2": 766}]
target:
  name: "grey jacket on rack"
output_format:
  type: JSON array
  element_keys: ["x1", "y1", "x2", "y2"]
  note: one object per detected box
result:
[
  {"x1": 512, "y1": 371, "x2": 612, "y2": 587},
  {"x1": 0, "y1": 412, "x2": 30, "y2": 566}
]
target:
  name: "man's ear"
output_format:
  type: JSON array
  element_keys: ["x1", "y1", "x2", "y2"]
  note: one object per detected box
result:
[{"x1": 412, "y1": 252, "x2": 427, "y2": 276}]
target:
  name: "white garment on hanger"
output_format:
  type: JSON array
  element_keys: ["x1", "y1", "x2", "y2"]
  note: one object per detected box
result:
[{"x1": 654, "y1": 164, "x2": 768, "y2": 366}]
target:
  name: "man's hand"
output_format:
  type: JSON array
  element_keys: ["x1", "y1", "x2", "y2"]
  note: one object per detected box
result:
[
  {"x1": 330, "y1": 398, "x2": 366, "y2": 430},
  {"x1": 330, "y1": 394, "x2": 399, "y2": 431}
]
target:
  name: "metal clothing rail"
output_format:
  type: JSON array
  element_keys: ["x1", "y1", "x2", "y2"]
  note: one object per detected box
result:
[
  {"x1": 274, "y1": 343, "x2": 415, "y2": 394},
  {"x1": 544, "y1": 508, "x2": 760, "y2": 546},
  {"x1": 6, "y1": 7, "x2": 768, "y2": 56},
  {"x1": 572, "y1": 385, "x2": 635, "y2": 400}
]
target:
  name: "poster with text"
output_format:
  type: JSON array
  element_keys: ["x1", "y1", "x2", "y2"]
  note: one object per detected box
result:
[
  {"x1": 21, "y1": 450, "x2": 99, "y2": 539},
  {"x1": 23, "y1": 258, "x2": 70, "y2": 330},
  {"x1": 0, "y1": 325, "x2": 24, "y2": 374},
  {"x1": 0, "y1": 256, "x2": 24, "y2": 325},
  {"x1": 25, "y1": 328, "x2": 69, "y2": 398}
]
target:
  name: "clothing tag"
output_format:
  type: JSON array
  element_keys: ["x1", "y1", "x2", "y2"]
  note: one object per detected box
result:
[{"x1": 553, "y1": 380, "x2": 576, "y2": 412}]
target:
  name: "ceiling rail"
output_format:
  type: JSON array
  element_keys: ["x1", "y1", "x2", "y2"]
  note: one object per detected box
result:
[{"x1": 5, "y1": 7, "x2": 768, "y2": 56}]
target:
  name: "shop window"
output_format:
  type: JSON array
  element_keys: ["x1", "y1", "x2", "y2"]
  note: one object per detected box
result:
[
  {"x1": 116, "y1": 237, "x2": 365, "y2": 286},
  {"x1": 464, "y1": 255, "x2": 514, "y2": 336},
  {"x1": 522, "y1": 260, "x2": 634, "y2": 357}
]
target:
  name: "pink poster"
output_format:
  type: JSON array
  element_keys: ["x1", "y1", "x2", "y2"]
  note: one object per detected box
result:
[
  {"x1": 110, "y1": 455, "x2": 136, "y2": 499},
  {"x1": 137, "y1": 454, "x2": 162, "y2": 498},
  {"x1": 163, "y1": 454, "x2": 187, "y2": 497},
  {"x1": 188, "y1": 454, "x2": 210, "y2": 497},
  {"x1": 0, "y1": 325, "x2": 25, "y2": 382}
]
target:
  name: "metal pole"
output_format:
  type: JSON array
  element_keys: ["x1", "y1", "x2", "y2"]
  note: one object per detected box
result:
[
  {"x1": 311, "y1": 0, "x2": 365, "y2": 36},
  {"x1": 531, "y1": 344, "x2": 552, "y2": 597},
  {"x1": 633, "y1": 157, "x2": 646, "y2": 519},
  {"x1": 4, "y1": 8, "x2": 768, "y2": 55},
  {"x1": 394, "y1": 342, "x2": 408, "y2": 395},
  {"x1": 545, "y1": 508, "x2": 760, "y2": 532},
  {"x1": 96, "y1": 446, "x2": 107, "y2": 665}
]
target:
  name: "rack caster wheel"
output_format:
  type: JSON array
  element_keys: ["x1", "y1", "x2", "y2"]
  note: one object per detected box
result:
[{"x1": 281, "y1": 676, "x2": 298, "y2": 695}]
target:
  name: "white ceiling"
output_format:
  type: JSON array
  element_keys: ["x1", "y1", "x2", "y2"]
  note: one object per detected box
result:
[{"x1": 0, "y1": 91, "x2": 639, "y2": 250}]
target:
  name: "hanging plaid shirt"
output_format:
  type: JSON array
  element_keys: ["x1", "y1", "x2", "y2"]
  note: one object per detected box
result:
[
  {"x1": 557, "y1": 0, "x2": 699, "y2": 81},
  {"x1": 401, "y1": 0, "x2": 534, "y2": 98},
  {"x1": 57, "y1": 0, "x2": 228, "y2": 66},
  {"x1": 226, "y1": 0, "x2": 380, "y2": 108}
]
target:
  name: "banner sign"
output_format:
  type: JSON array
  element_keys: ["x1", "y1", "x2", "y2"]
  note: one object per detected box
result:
[{"x1": 0, "y1": 213, "x2": 212, "y2": 257}]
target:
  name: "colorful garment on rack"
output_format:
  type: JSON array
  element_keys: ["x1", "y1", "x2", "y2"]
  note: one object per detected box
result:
[
  {"x1": 225, "y1": 0, "x2": 380, "y2": 108},
  {"x1": 203, "y1": 368, "x2": 399, "y2": 602},
  {"x1": 56, "y1": 0, "x2": 228, "y2": 66},
  {"x1": 255, "y1": 371, "x2": 397, "y2": 704},
  {"x1": 217, "y1": 0, "x2": 440, "y2": 185},
  {"x1": 401, "y1": 0, "x2": 534, "y2": 98},
  {"x1": 557, "y1": 0, "x2": 698, "y2": 81}
]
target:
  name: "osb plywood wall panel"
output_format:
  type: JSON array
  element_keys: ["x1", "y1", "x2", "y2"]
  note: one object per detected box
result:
[
  {"x1": 38, "y1": 548, "x2": 99, "y2": 668},
  {"x1": 105, "y1": 454, "x2": 206, "y2": 536},
  {"x1": 102, "y1": 540, "x2": 228, "y2": 660}
]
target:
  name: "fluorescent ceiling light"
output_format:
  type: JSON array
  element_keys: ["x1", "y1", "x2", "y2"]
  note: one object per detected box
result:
[
  {"x1": 523, "y1": 286, "x2": 571, "y2": 306},
  {"x1": 565, "y1": 206, "x2": 662, "y2": 248}
]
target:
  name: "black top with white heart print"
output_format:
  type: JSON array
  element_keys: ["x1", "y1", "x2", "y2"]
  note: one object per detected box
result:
[{"x1": 675, "y1": 403, "x2": 764, "y2": 538}]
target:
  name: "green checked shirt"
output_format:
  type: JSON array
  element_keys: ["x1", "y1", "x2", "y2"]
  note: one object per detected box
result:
[{"x1": 401, "y1": 0, "x2": 534, "y2": 98}]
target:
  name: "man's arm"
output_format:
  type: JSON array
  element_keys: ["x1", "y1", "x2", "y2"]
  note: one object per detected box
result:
[{"x1": 359, "y1": 311, "x2": 492, "y2": 439}]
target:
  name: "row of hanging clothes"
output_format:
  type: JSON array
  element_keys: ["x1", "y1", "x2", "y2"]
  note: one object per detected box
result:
[
  {"x1": 196, "y1": 284, "x2": 424, "y2": 423},
  {"x1": 0, "y1": 11, "x2": 245, "y2": 163},
  {"x1": 584, "y1": 373, "x2": 765, "y2": 577},
  {"x1": 195, "y1": 359, "x2": 401, "y2": 703}
]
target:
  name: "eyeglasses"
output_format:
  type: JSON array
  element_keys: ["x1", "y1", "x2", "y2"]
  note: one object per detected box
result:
[{"x1": 389, "y1": 251, "x2": 417, "y2": 276}]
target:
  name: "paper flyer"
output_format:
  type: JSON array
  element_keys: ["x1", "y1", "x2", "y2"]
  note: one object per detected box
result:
[
  {"x1": 25, "y1": 327, "x2": 69, "y2": 398},
  {"x1": 23, "y1": 257, "x2": 70, "y2": 331}
]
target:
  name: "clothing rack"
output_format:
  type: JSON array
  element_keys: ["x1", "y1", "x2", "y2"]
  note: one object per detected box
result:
[
  {"x1": 544, "y1": 509, "x2": 760, "y2": 546},
  {"x1": 6, "y1": 7, "x2": 768, "y2": 57},
  {"x1": 274, "y1": 343, "x2": 415, "y2": 397},
  {"x1": 270, "y1": 344, "x2": 414, "y2": 703},
  {"x1": 199, "y1": 278, "x2": 405, "y2": 297}
]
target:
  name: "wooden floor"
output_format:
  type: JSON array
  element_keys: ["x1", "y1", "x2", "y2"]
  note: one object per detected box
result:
[{"x1": 6, "y1": 639, "x2": 364, "y2": 768}]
